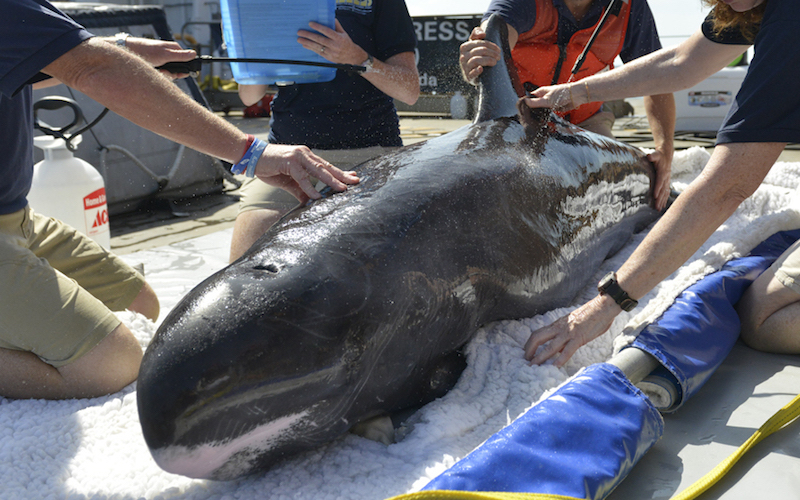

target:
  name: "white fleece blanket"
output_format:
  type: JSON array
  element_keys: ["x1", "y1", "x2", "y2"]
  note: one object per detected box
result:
[{"x1": 2, "y1": 147, "x2": 799, "y2": 500}]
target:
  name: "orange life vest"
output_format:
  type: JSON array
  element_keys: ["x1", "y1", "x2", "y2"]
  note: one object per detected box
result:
[{"x1": 512, "y1": 0, "x2": 631, "y2": 124}]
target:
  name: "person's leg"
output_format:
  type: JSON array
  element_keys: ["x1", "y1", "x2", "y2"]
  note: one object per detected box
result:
[
  {"x1": 0, "y1": 208, "x2": 147, "y2": 399},
  {"x1": 29, "y1": 209, "x2": 159, "y2": 322},
  {"x1": 230, "y1": 207, "x2": 292, "y2": 262},
  {"x1": 577, "y1": 108, "x2": 616, "y2": 138},
  {"x1": 738, "y1": 239, "x2": 800, "y2": 353},
  {"x1": 229, "y1": 146, "x2": 395, "y2": 262},
  {"x1": 0, "y1": 323, "x2": 142, "y2": 399},
  {"x1": 229, "y1": 176, "x2": 298, "y2": 262}
]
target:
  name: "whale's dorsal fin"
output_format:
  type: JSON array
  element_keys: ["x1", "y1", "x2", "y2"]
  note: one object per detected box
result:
[{"x1": 474, "y1": 14, "x2": 526, "y2": 123}]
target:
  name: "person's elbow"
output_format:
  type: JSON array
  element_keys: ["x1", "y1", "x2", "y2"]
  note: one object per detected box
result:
[
  {"x1": 704, "y1": 178, "x2": 758, "y2": 219},
  {"x1": 238, "y1": 84, "x2": 269, "y2": 106},
  {"x1": 238, "y1": 92, "x2": 259, "y2": 107},
  {"x1": 398, "y1": 83, "x2": 420, "y2": 106},
  {"x1": 42, "y1": 39, "x2": 117, "y2": 93},
  {"x1": 721, "y1": 182, "x2": 757, "y2": 209},
  {"x1": 402, "y1": 90, "x2": 420, "y2": 106},
  {"x1": 396, "y1": 71, "x2": 421, "y2": 106}
]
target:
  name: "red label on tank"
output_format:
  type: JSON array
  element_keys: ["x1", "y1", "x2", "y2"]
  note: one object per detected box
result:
[
  {"x1": 83, "y1": 188, "x2": 107, "y2": 210},
  {"x1": 83, "y1": 187, "x2": 109, "y2": 236}
]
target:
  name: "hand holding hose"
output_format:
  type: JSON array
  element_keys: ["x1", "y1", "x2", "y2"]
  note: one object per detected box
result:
[
  {"x1": 522, "y1": 83, "x2": 589, "y2": 114},
  {"x1": 118, "y1": 37, "x2": 197, "y2": 79}
]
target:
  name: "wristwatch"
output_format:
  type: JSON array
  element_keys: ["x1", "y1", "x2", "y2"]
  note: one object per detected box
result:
[
  {"x1": 360, "y1": 54, "x2": 374, "y2": 73},
  {"x1": 597, "y1": 272, "x2": 638, "y2": 312},
  {"x1": 114, "y1": 32, "x2": 130, "y2": 48}
]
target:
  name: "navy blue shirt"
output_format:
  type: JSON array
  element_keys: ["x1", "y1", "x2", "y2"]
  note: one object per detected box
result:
[
  {"x1": 269, "y1": 0, "x2": 416, "y2": 149},
  {"x1": 483, "y1": 0, "x2": 662, "y2": 64},
  {"x1": 0, "y1": 0, "x2": 92, "y2": 215},
  {"x1": 705, "y1": 0, "x2": 800, "y2": 144}
]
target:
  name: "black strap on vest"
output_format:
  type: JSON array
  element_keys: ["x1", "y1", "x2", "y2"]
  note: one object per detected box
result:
[{"x1": 570, "y1": 0, "x2": 623, "y2": 77}]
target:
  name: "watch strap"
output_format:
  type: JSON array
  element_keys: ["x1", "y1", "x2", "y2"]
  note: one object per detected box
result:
[
  {"x1": 598, "y1": 272, "x2": 638, "y2": 312},
  {"x1": 360, "y1": 54, "x2": 374, "y2": 73}
]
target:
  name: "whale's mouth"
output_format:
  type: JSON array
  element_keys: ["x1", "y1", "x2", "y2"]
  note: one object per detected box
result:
[
  {"x1": 173, "y1": 358, "x2": 347, "y2": 436},
  {"x1": 151, "y1": 410, "x2": 312, "y2": 480}
]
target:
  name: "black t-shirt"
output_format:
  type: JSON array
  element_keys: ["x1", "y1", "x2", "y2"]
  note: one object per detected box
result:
[
  {"x1": 0, "y1": 0, "x2": 93, "y2": 215},
  {"x1": 269, "y1": 0, "x2": 417, "y2": 150},
  {"x1": 703, "y1": 1, "x2": 800, "y2": 144},
  {"x1": 701, "y1": 11, "x2": 753, "y2": 45}
]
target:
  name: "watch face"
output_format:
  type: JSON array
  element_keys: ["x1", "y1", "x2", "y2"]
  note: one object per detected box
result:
[{"x1": 598, "y1": 272, "x2": 615, "y2": 291}]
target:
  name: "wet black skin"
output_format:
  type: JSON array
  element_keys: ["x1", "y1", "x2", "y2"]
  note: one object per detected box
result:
[{"x1": 136, "y1": 15, "x2": 661, "y2": 480}]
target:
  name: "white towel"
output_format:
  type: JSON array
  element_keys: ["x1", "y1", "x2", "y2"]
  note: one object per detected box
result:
[{"x1": 2, "y1": 147, "x2": 798, "y2": 500}]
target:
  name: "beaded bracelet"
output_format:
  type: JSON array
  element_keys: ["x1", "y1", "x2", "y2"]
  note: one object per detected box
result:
[{"x1": 230, "y1": 135, "x2": 268, "y2": 178}]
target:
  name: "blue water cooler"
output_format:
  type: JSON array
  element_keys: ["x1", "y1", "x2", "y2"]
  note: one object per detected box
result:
[{"x1": 220, "y1": 0, "x2": 337, "y2": 85}]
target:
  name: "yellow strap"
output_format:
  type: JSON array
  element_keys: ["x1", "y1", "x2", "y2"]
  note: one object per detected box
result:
[
  {"x1": 385, "y1": 490, "x2": 581, "y2": 500},
  {"x1": 671, "y1": 392, "x2": 800, "y2": 500},
  {"x1": 386, "y1": 394, "x2": 800, "y2": 500}
]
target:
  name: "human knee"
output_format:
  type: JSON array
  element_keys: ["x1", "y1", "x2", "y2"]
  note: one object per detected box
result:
[
  {"x1": 578, "y1": 110, "x2": 616, "y2": 138},
  {"x1": 230, "y1": 208, "x2": 289, "y2": 262},
  {"x1": 130, "y1": 281, "x2": 159, "y2": 322},
  {"x1": 736, "y1": 287, "x2": 765, "y2": 348},
  {"x1": 58, "y1": 323, "x2": 143, "y2": 397},
  {"x1": 737, "y1": 312, "x2": 764, "y2": 350}
]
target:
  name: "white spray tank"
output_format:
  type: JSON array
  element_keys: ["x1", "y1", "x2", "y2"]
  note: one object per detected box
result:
[
  {"x1": 29, "y1": 134, "x2": 111, "y2": 249},
  {"x1": 29, "y1": 96, "x2": 111, "y2": 249}
]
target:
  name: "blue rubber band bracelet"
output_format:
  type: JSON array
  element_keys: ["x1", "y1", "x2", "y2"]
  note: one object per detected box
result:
[{"x1": 231, "y1": 137, "x2": 268, "y2": 177}]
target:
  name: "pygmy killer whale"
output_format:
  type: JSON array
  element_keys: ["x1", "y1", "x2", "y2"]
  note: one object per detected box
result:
[{"x1": 136, "y1": 15, "x2": 662, "y2": 480}]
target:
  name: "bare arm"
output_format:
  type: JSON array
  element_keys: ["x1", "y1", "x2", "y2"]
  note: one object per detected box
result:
[
  {"x1": 525, "y1": 31, "x2": 748, "y2": 111},
  {"x1": 642, "y1": 92, "x2": 676, "y2": 211},
  {"x1": 298, "y1": 19, "x2": 420, "y2": 105},
  {"x1": 33, "y1": 35, "x2": 196, "y2": 89},
  {"x1": 43, "y1": 38, "x2": 244, "y2": 161},
  {"x1": 524, "y1": 141, "x2": 786, "y2": 366},
  {"x1": 360, "y1": 51, "x2": 419, "y2": 105},
  {"x1": 43, "y1": 38, "x2": 357, "y2": 200}
]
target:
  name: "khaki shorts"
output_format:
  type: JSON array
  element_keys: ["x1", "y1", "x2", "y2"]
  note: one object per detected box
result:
[
  {"x1": 238, "y1": 145, "x2": 397, "y2": 214},
  {"x1": 0, "y1": 207, "x2": 145, "y2": 367},
  {"x1": 577, "y1": 108, "x2": 616, "y2": 139},
  {"x1": 774, "y1": 238, "x2": 800, "y2": 295}
]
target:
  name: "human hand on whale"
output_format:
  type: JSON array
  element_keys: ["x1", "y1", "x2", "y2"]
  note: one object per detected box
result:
[
  {"x1": 461, "y1": 26, "x2": 673, "y2": 212},
  {"x1": 255, "y1": 144, "x2": 359, "y2": 202},
  {"x1": 521, "y1": 87, "x2": 672, "y2": 211},
  {"x1": 523, "y1": 292, "x2": 623, "y2": 367}
]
